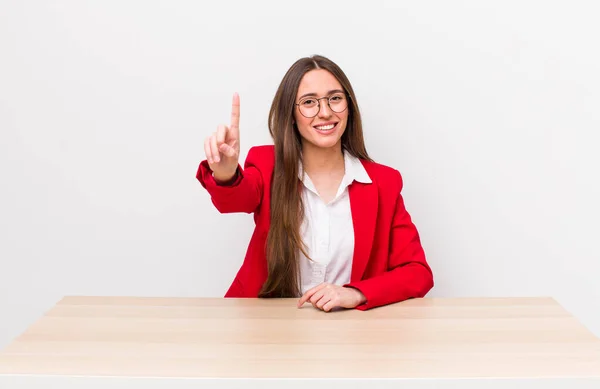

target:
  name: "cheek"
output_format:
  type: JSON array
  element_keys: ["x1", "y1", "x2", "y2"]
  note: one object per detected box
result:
[
  {"x1": 340, "y1": 111, "x2": 349, "y2": 124},
  {"x1": 338, "y1": 112, "x2": 349, "y2": 132},
  {"x1": 294, "y1": 111, "x2": 308, "y2": 127},
  {"x1": 296, "y1": 118, "x2": 314, "y2": 136}
]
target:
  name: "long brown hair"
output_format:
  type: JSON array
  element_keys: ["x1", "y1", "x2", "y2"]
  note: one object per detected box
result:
[{"x1": 258, "y1": 55, "x2": 371, "y2": 298}]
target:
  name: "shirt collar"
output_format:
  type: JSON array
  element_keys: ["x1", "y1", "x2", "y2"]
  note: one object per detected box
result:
[
  {"x1": 343, "y1": 149, "x2": 372, "y2": 184},
  {"x1": 298, "y1": 150, "x2": 372, "y2": 185}
]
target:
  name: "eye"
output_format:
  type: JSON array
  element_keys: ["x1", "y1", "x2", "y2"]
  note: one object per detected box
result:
[
  {"x1": 301, "y1": 99, "x2": 316, "y2": 106},
  {"x1": 330, "y1": 94, "x2": 344, "y2": 101}
]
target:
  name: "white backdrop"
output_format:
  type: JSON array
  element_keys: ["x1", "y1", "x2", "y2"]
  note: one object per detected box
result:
[{"x1": 1, "y1": 0, "x2": 599, "y2": 349}]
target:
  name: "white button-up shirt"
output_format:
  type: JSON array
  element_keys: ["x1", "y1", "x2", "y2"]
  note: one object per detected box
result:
[{"x1": 298, "y1": 150, "x2": 372, "y2": 295}]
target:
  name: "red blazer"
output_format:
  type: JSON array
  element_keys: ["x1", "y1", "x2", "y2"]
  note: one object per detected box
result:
[{"x1": 196, "y1": 145, "x2": 433, "y2": 310}]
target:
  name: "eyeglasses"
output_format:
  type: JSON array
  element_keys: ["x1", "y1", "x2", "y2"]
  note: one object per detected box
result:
[{"x1": 294, "y1": 92, "x2": 348, "y2": 118}]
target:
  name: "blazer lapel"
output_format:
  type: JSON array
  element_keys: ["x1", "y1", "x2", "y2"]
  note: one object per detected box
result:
[{"x1": 348, "y1": 180, "x2": 378, "y2": 282}]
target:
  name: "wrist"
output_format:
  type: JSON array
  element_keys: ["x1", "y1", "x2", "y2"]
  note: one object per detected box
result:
[
  {"x1": 345, "y1": 287, "x2": 366, "y2": 306},
  {"x1": 355, "y1": 290, "x2": 366, "y2": 306},
  {"x1": 213, "y1": 169, "x2": 238, "y2": 185}
]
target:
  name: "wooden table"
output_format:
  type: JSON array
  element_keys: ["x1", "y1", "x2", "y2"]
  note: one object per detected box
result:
[{"x1": 1, "y1": 296, "x2": 599, "y2": 388}]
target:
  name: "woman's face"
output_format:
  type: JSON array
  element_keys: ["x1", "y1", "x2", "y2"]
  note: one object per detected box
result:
[{"x1": 294, "y1": 69, "x2": 348, "y2": 151}]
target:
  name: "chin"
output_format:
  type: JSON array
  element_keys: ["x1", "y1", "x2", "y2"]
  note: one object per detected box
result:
[
  {"x1": 308, "y1": 136, "x2": 342, "y2": 150},
  {"x1": 300, "y1": 126, "x2": 345, "y2": 151}
]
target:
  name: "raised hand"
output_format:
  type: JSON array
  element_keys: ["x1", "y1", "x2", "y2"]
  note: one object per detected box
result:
[{"x1": 204, "y1": 93, "x2": 241, "y2": 182}]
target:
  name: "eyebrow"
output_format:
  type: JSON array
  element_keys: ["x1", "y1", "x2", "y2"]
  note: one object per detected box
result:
[{"x1": 298, "y1": 89, "x2": 345, "y2": 100}]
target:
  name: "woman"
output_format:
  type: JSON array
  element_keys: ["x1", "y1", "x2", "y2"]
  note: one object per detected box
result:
[{"x1": 198, "y1": 55, "x2": 433, "y2": 311}]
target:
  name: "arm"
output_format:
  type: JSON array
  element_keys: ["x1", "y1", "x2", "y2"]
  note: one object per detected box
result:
[
  {"x1": 196, "y1": 147, "x2": 264, "y2": 214},
  {"x1": 346, "y1": 171, "x2": 434, "y2": 310},
  {"x1": 197, "y1": 93, "x2": 263, "y2": 214}
]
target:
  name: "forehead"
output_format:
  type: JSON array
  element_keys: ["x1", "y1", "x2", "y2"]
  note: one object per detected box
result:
[{"x1": 297, "y1": 69, "x2": 343, "y2": 97}]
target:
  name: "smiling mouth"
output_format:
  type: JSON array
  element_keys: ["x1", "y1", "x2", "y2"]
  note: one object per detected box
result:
[{"x1": 313, "y1": 122, "x2": 338, "y2": 132}]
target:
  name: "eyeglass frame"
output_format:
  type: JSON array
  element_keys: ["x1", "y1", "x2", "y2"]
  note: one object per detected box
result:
[{"x1": 294, "y1": 92, "x2": 349, "y2": 118}]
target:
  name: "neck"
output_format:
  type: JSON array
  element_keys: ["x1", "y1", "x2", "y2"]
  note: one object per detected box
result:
[{"x1": 301, "y1": 141, "x2": 344, "y2": 175}]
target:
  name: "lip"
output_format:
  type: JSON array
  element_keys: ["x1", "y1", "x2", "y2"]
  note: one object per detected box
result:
[
  {"x1": 312, "y1": 121, "x2": 338, "y2": 131},
  {"x1": 313, "y1": 121, "x2": 338, "y2": 128}
]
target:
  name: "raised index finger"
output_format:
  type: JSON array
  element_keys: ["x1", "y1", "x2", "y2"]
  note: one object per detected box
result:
[{"x1": 230, "y1": 92, "x2": 240, "y2": 136}]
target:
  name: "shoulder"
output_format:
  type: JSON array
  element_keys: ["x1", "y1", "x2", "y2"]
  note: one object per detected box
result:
[
  {"x1": 360, "y1": 159, "x2": 404, "y2": 193},
  {"x1": 248, "y1": 144, "x2": 275, "y2": 157},
  {"x1": 244, "y1": 144, "x2": 275, "y2": 170}
]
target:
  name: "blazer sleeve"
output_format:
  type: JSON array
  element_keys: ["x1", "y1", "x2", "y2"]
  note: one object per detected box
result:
[
  {"x1": 196, "y1": 147, "x2": 264, "y2": 214},
  {"x1": 346, "y1": 170, "x2": 434, "y2": 310}
]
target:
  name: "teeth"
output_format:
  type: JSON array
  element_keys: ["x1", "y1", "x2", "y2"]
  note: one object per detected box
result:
[{"x1": 315, "y1": 124, "x2": 335, "y2": 131}]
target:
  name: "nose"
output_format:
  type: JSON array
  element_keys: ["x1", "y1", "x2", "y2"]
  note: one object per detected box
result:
[{"x1": 317, "y1": 97, "x2": 332, "y2": 119}]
